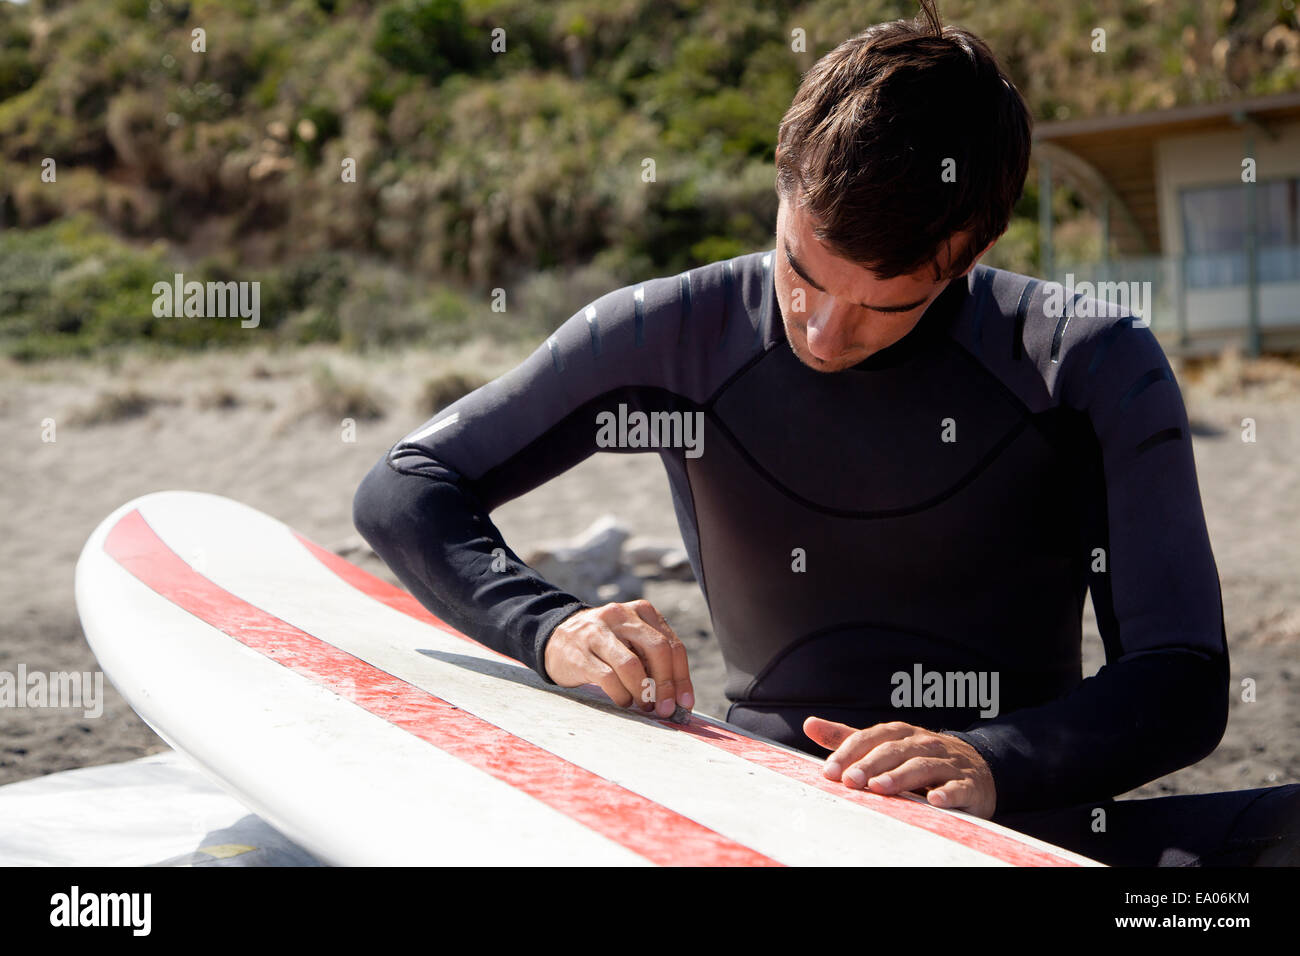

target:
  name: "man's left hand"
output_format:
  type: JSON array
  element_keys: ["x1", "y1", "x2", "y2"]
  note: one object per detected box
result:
[{"x1": 804, "y1": 717, "x2": 997, "y2": 819}]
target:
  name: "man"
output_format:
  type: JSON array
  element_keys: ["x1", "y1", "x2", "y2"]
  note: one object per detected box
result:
[{"x1": 353, "y1": 3, "x2": 1299, "y2": 864}]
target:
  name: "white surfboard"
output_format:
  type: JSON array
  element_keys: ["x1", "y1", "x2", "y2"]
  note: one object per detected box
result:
[{"x1": 74, "y1": 491, "x2": 1101, "y2": 867}]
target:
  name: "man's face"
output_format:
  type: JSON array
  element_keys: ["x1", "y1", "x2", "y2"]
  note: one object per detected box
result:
[{"x1": 774, "y1": 192, "x2": 981, "y2": 372}]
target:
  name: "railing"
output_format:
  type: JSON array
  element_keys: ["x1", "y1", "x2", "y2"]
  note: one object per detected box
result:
[{"x1": 1045, "y1": 243, "x2": 1300, "y2": 353}]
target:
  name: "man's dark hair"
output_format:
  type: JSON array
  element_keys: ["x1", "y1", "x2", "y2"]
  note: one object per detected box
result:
[{"x1": 775, "y1": 0, "x2": 1032, "y2": 281}]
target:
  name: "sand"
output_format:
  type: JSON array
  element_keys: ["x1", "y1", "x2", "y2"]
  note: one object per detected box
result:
[{"x1": 1, "y1": 343, "x2": 1297, "y2": 804}]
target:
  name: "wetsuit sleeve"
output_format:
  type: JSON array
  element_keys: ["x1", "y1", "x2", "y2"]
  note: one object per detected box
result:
[
  {"x1": 945, "y1": 319, "x2": 1230, "y2": 815},
  {"x1": 351, "y1": 449, "x2": 592, "y2": 684},
  {"x1": 352, "y1": 275, "x2": 708, "y2": 683}
]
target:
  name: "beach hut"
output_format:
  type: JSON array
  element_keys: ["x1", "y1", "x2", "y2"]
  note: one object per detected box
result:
[{"x1": 1033, "y1": 90, "x2": 1300, "y2": 356}]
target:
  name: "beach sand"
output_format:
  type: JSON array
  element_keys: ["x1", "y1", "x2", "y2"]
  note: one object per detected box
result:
[{"x1": 1, "y1": 343, "x2": 1297, "y2": 804}]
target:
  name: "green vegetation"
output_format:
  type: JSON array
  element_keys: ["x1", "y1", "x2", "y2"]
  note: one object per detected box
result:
[
  {"x1": 1, "y1": 0, "x2": 1296, "y2": 359},
  {"x1": 0, "y1": 214, "x2": 531, "y2": 360},
  {"x1": 309, "y1": 360, "x2": 387, "y2": 420},
  {"x1": 67, "y1": 386, "x2": 176, "y2": 425}
]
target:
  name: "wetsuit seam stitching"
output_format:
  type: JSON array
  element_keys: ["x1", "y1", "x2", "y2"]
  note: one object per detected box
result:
[
  {"x1": 705, "y1": 408, "x2": 1031, "y2": 520},
  {"x1": 702, "y1": 341, "x2": 780, "y2": 410}
]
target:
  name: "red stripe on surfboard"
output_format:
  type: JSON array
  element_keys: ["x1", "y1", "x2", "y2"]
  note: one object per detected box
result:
[
  {"x1": 104, "y1": 510, "x2": 778, "y2": 867},
  {"x1": 293, "y1": 534, "x2": 521, "y2": 666},
  {"x1": 298, "y1": 531, "x2": 1081, "y2": 867}
]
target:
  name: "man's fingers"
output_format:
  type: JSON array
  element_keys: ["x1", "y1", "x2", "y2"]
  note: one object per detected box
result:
[
  {"x1": 668, "y1": 638, "x2": 694, "y2": 709},
  {"x1": 838, "y1": 734, "x2": 947, "y2": 787},
  {"x1": 818, "y1": 721, "x2": 919, "y2": 779},
  {"x1": 633, "y1": 601, "x2": 695, "y2": 711},
  {"x1": 546, "y1": 601, "x2": 691, "y2": 719},
  {"x1": 860, "y1": 755, "x2": 954, "y2": 796},
  {"x1": 803, "y1": 719, "x2": 997, "y2": 816},
  {"x1": 588, "y1": 661, "x2": 633, "y2": 709},
  {"x1": 591, "y1": 625, "x2": 650, "y2": 710},
  {"x1": 927, "y1": 778, "x2": 977, "y2": 811},
  {"x1": 609, "y1": 618, "x2": 675, "y2": 715}
]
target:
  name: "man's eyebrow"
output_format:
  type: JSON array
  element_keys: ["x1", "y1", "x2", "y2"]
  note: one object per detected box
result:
[{"x1": 783, "y1": 245, "x2": 929, "y2": 314}]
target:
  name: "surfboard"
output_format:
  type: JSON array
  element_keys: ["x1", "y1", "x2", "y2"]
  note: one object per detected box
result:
[{"x1": 74, "y1": 491, "x2": 1102, "y2": 866}]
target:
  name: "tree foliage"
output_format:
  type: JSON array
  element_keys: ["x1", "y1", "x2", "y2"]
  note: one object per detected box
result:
[{"x1": 1, "y1": 0, "x2": 1296, "y2": 357}]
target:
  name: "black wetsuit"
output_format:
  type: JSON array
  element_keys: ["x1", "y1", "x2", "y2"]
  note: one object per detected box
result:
[{"x1": 353, "y1": 249, "x2": 1300, "y2": 864}]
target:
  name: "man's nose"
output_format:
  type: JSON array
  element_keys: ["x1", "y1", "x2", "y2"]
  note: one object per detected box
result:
[{"x1": 805, "y1": 304, "x2": 855, "y2": 358}]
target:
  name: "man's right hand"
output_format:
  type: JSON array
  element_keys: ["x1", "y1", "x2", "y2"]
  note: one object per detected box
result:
[{"x1": 543, "y1": 600, "x2": 694, "y2": 719}]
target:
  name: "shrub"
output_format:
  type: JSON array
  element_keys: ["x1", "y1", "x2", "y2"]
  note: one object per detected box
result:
[
  {"x1": 309, "y1": 361, "x2": 386, "y2": 420},
  {"x1": 68, "y1": 387, "x2": 173, "y2": 426},
  {"x1": 373, "y1": 0, "x2": 481, "y2": 80}
]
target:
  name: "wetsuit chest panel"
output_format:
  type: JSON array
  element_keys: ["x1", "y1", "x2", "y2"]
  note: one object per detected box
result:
[
  {"x1": 693, "y1": 344, "x2": 1084, "y2": 713},
  {"x1": 710, "y1": 341, "x2": 1028, "y2": 513}
]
